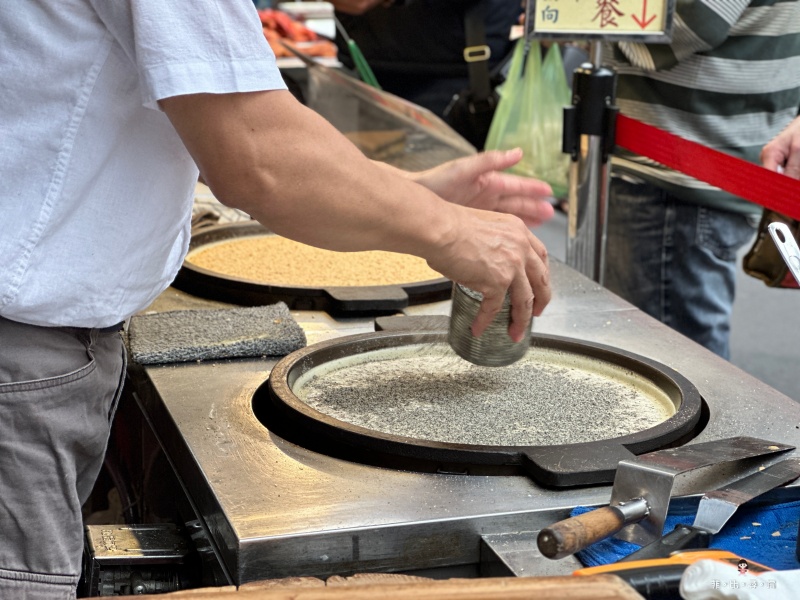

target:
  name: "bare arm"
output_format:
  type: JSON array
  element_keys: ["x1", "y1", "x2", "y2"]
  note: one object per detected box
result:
[
  {"x1": 328, "y1": 0, "x2": 385, "y2": 15},
  {"x1": 160, "y1": 90, "x2": 550, "y2": 340},
  {"x1": 399, "y1": 150, "x2": 555, "y2": 227},
  {"x1": 330, "y1": 0, "x2": 445, "y2": 15}
]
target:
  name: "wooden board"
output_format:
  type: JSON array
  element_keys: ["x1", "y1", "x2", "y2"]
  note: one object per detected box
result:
[{"x1": 136, "y1": 574, "x2": 645, "y2": 599}]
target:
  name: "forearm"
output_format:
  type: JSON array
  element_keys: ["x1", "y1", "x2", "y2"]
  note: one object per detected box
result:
[
  {"x1": 329, "y1": 0, "x2": 421, "y2": 16},
  {"x1": 161, "y1": 90, "x2": 457, "y2": 258}
]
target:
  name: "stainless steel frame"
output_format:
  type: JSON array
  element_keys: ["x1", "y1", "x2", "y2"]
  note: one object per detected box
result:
[{"x1": 130, "y1": 260, "x2": 800, "y2": 584}]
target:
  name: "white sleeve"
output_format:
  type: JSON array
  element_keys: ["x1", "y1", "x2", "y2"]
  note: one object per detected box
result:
[{"x1": 91, "y1": 0, "x2": 287, "y2": 109}]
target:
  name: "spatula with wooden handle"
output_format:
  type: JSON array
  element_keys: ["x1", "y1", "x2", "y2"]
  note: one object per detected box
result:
[
  {"x1": 536, "y1": 437, "x2": 794, "y2": 560},
  {"x1": 618, "y1": 456, "x2": 800, "y2": 562}
]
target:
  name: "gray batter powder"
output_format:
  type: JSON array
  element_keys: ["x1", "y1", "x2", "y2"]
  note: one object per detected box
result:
[{"x1": 294, "y1": 343, "x2": 675, "y2": 446}]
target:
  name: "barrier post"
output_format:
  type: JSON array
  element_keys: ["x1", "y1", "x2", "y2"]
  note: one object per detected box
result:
[{"x1": 524, "y1": 0, "x2": 676, "y2": 283}]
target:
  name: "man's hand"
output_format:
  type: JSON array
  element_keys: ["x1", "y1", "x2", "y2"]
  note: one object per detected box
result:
[
  {"x1": 408, "y1": 149, "x2": 556, "y2": 227},
  {"x1": 328, "y1": 0, "x2": 386, "y2": 16},
  {"x1": 426, "y1": 206, "x2": 550, "y2": 341},
  {"x1": 160, "y1": 90, "x2": 551, "y2": 341},
  {"x1": 761, "y1": 116, "x2": 800, "y2": 179},
  {"x1": 371, "y1": 149, "x2": 553, "y2": 338}
]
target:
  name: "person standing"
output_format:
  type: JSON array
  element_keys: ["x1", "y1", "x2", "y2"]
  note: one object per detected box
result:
[
  {"x1": 329, "y1": 0, "x2": 521, "y2": 147},
  {"x1": 603, "y1": 0, "x2": 800, "y2": 359},
  {"x1": 0, "y1": 2, "x2": 553, "y2": 598}
]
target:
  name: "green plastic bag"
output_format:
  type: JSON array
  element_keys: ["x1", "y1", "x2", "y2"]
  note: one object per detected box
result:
[
  {"x1": 485, "y1": 41, "x2": 571, "y2": 198},
  {"x1": 484, "y1": 38, "x2": 529, "y2": 152}
]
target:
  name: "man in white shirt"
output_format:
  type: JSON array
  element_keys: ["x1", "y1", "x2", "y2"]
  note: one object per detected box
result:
[{"x1": 0, "y1": 1, "x2": 553, "y2": 597}]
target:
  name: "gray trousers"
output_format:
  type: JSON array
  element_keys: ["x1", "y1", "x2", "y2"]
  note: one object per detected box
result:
[{"x1": 0, "y1": 316, "x2": 126, "y2": 599}]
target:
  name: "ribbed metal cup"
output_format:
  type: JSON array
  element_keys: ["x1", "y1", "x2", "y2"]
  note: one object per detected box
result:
[{"x1": 448, "y1": 283, "x2": 532, "y2": 367}]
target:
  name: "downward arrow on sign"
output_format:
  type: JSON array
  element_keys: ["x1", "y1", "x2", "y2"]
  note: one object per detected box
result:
[{"x1": 632, "y1": 0, "x2": 657, "y2": 29}]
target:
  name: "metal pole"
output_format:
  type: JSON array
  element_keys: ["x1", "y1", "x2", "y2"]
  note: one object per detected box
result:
[{"x1": 564, "y1": 42, "x2": 617, "y2": 285}]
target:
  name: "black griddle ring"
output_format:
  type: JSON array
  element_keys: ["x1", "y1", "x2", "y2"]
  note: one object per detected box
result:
[
  {"x1": 254, "y1": 332, "x2": 706, "y2": 488},
  {"x1": 173, "y1": 222, "x2": 452, "y2": 316}
]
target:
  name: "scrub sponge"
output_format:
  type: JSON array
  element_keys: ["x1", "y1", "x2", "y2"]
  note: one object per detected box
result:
[{"x1": 127, "y1": 303, "x2": 306, "y2": 365}]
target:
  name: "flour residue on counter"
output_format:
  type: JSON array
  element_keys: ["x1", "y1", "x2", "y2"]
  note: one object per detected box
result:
[{"x1": 292, "y1": 343, "x2": 676, "y2": 446}]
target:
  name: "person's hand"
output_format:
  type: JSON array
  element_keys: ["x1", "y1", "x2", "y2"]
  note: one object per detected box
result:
[
  {"x1": 161, "y1": 90, "x2": 550, "y2": 342},
  {"x1": 409, "y1": 148, "x2": 556, "y2": 227},
  {"x1": 328, "y1": 0, "x2": 386, "y2": 16},
  {"x1": 426, "y1": 204, "x2": 550, "y2": 342},
  {"x1": 761, "y1": 116, "x2": 800, "y2": 178}
]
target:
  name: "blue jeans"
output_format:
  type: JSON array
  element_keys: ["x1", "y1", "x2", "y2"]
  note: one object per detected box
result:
[{"x1": 604, "y1": 177, "x2": 757, "y2": 360}]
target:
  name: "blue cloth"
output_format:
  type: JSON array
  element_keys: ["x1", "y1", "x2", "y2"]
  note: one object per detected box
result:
[
  {"x1": 572, "y1": 499, "x2": 800, "y2": 571},
  {"x1": 604, "y1": 176, "x2": 757, "y2": 360}
]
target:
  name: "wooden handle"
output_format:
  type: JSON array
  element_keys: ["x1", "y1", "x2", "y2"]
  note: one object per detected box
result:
[{"x1": 537, "y1": 506, "x2": 626, "y2": 559}]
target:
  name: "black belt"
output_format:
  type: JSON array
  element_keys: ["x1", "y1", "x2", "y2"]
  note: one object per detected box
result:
[{"x1": 97, "y1": 321, "x2": 126, "y2": 334}]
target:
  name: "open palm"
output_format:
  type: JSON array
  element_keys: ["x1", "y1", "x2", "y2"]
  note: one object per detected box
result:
[{"x1": 411, "y1": 148, "x2": 556, "y2": 227}]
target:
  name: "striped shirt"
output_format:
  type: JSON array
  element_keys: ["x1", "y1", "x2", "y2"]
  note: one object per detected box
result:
[{"x1": 606, "y1": 0, "x2": 800, "y2": 214}]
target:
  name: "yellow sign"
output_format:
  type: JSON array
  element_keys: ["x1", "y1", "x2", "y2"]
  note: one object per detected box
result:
[{"x1": 533, "y1": 0, "x2": 670, "y2": 36}]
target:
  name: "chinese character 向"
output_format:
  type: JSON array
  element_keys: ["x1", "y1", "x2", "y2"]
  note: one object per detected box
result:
[{"x1": 541, "y1": 5, "x2": 559, "y2": 24}]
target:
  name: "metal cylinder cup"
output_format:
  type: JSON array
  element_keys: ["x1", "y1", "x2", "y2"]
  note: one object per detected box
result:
[{"x1": 448, "y1": 283, "x2": 532, "y2": 367}]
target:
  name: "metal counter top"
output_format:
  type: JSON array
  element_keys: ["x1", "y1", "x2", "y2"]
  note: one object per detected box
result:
[{"x1": 131, "y1": 259, "x2": 800, "y2": 584}]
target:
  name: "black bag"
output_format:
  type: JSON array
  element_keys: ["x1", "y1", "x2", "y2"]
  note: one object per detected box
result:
[
  {"x1": 444, "y1": 89, "x2": 499, "y2": 150},
  {"x1": 443, "y1": 0, "x2": 498, "y2": 150}
]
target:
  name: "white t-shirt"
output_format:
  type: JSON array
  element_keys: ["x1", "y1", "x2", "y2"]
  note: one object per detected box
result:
[{"x1": 0, "y1": 1, "x2": 286, "y2": 327}]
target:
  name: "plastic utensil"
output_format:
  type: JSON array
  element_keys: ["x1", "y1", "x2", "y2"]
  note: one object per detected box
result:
[{"x1": 333, "y1": 16, "x2": 381, "y2": 89}]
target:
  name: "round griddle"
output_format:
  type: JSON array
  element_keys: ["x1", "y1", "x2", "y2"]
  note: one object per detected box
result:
[
  {"x1": 173, "y1": 222, "x2": 452, "y2": 316},
  {"x1": 254, "y1": 331, "x2": 706, "y2": 488}
]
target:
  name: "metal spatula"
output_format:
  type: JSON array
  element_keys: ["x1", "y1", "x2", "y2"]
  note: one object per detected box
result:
[
  {"x1": 618, "y1": 457, "x2": 800, "y2": 562},
  {"x1": 536, "y1": 437, "x2": 794, "y2": 560}
]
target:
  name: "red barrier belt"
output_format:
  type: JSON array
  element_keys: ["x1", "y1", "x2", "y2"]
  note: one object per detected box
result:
[{"x1": 615, "y1": 114, "x2": 800, "y2": 221}]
